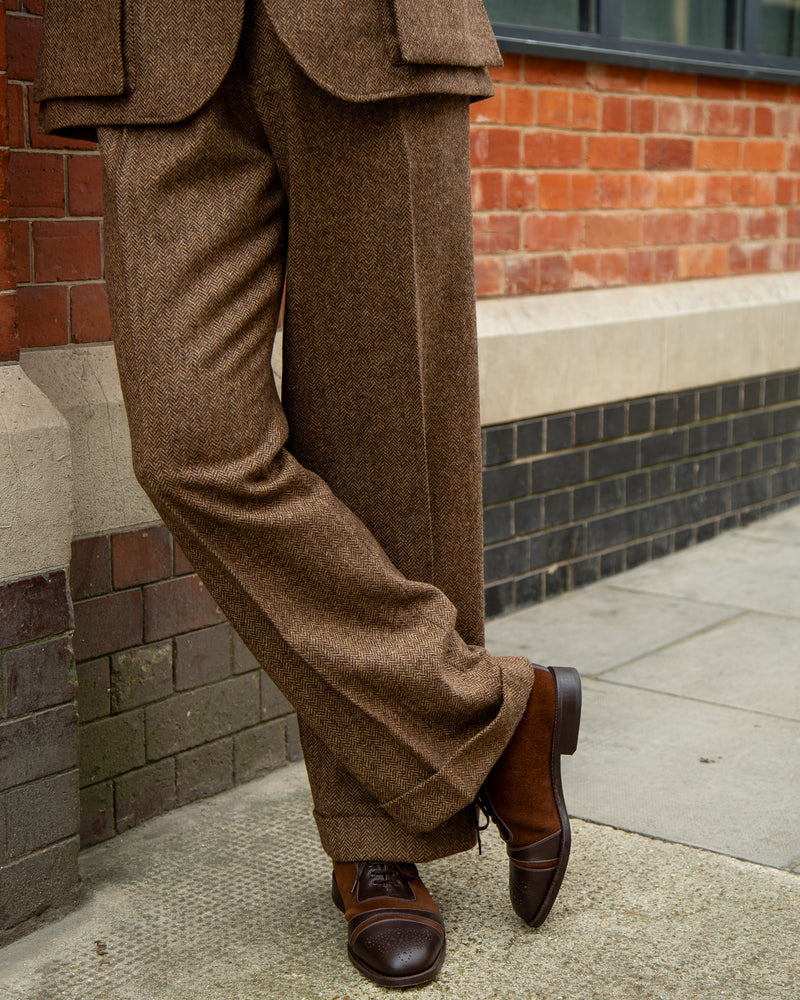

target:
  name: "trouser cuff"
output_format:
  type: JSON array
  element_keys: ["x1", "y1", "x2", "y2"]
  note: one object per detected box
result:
[{"x1": 314, "y1": 808, "x2": 477, "y2": 863}]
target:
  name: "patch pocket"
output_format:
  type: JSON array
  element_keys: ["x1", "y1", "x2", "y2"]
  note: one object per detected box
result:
[
  {"x1": 389, "y1": 0, "x2": 502, "y2": 67},
  {"x1": 34, "y1": 0, "x2": 127, "y2": 102}
]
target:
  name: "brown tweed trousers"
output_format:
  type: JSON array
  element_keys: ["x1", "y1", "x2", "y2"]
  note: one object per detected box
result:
[{"x1": 36, "y1": 0, "x2": 534, "y2": 862}]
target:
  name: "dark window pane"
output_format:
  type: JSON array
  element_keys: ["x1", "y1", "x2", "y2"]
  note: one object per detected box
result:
[
  {"x1": 485, "y1": 0, "x2": 596, "y2": 32},
  {"x1": 762, "y1": 0, "x2": 800, "y2": 56},
  {"x1": 621, "y1": 0, "x2": 741, "y2": 49}
]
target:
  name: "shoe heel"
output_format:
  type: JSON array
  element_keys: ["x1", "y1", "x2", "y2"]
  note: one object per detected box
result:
[{"x1": 550, "y1": 666, "x2": 582, "y2": 756}]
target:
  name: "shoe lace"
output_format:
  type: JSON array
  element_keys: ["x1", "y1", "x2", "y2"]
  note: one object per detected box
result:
[
  {"x1": 361, "y1": 861, "x2": 410, "y2": 891},
  {"x1": 471, "y1": 791, "x2": 495, "y2": 856}
]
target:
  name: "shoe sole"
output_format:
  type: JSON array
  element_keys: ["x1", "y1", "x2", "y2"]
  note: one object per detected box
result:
[
  {"x1": 331, "y1": 874, "x2": 446, "y2": 988},
  {"x1": 519, "y1": 664, "x2": 582, "y2": 928}
]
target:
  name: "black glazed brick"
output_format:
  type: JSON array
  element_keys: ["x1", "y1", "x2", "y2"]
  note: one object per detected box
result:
[
  {"x1": 545, "y1": 567, "x2": 568, "y2": 598},
  {"x1": 597, "y1": 478, "x2": 624, "y2": 514},
  {"x1": 650, "y1": 467, "x2": 674, "y2": 499},
  {"x1": 654, "y1": 396, "x2": 677, "y2": 429},
  {"x1": 485, "y1": 582, "x2": 514, "y2": 618},
  {"x1": 626, "y1": 541, "x2": 650, "y2": 569},
  {"x1": 677, "y1": 392, "x2": 697, "y2": 425},
  {"x1": 572, "y1": 557, "x2": 599, "y2": 588},
  {"x1": 628, "y1": 400, "x2": 652, "y2": 435},
  {"x1": 718, "y1": 452, "x2": 738, "y2": 481},
  {"x1": 484, "y1": 540, "x2": 529, "y2": 583},
  {"x1": 641, "y1": 430, "x2": 687, "y2": 468},
  {"x1": 484, "y1": 426, "x2": 515, "y2": 466},
  {"x1": 762, "y1": 441, "x2": 779, "y2": 468},
  {"x1": 698, "y1": 388, "x2": 720, "y2": 420},
  {"x1": 588, "y1": 440, "x2": 638, "y2": 479},
  {"x1": 483, "y1": 504, "x2": 513, "y2": 544},
  {"x1": 575, "y1": 409, "x2": 601, "y2": 445},
  {"x1": 639, "y1": 497, "x2": 683, "y2": 535},
  {"x1": 517, "y1": 419, "x2": 544, "y2": 457},
  {"x1": 600, "y1": 549, "x2": 625, "y2": 577},
  {"x1": 781, "y1": 437, "x2": 799, "y2": 465},
  {"x1": 772, "y1": 465, "x2": 800, "y2": 495},
  {"x1": 732, "y1": 476, "x2": 770, "y2": 508},
  {"x1": 689, "y1": 421, "x2": 730, "y2": 456},
  {"x1": 674, "y1": 461, "x2": 695, "y2": 493},
  {"x1": 688, "y1": 486, "x2": 729, "y2": 521},
  {"x1": 764, "y1": 376, "x2": 782, "y2": 406},
  {"x1": 675, "y1": 528, "x2": 694, "y2": 550},
  {"x1": 773, "y1": 403, "x2": 800, "y2": 434},
  {"x1": 530, "y1": 526, "x2": 584, "y2": 568},
  {"x1": 721, "y1": 383, "x2": 742, "y2": 413},
  {"x1": 482, "y1": 464, "x2": 530, "y2": 504},
  {"x1": 731, "y1": 412, "x2": 770, "y2": 446},
  {"x1": 784, "y1": 371, "x2": 800, "y2": 399},
  {"x1": 626, "y1": 472, "x2": 649, "y2": 505},
  {"x1": 546, "y1": 414, "x2": 574, "y2": 452},
  {"x1": 602, "y1": 404, "x2": 626, "y2": 440},
  {"x1": 696, "y1": 521, "x2": 719, "y2": 543},
  {"x1": 573, "y1": 485, "x2": 596, "y2": 520},
  {"x1": 544, "y1": 492, "x2": 571, "y2": 527},
  {"x1": 514, "y1": 573, "x2": 543, "y2": 608},
  {"x1": 587, "y1": 511, "x2": 638, "y2": 551},
  {"x1": 742, "y1": 379, "x2": 762, "y2": 410},
  {"x1": 652, "y1": 534, "x2": 673, "y2": 559},
  {"x1": 4, "y1": 637, "x2": 76, "y2": 719},
  {"x1": 0, "y1": 573, "x2": 71, "y2": 650},
  {"x1": 531, "y1": 452, "x2": 585, "y2": 492},
  {"x1": 514, "y1": 497, "x2": 542, "y2": 534},
  {"x1": 740, "y1": 445, "x2": 761, "y2": 476}
]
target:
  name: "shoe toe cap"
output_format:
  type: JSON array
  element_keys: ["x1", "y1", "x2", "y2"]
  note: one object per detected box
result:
[{"x1": 351, "y1": 917, "x2": 444, "y2": 979}]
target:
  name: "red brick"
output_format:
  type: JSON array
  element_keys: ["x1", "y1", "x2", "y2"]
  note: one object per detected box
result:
[
  {"x1": 789, "y1": 143, "x2": 800, "y2": 171},
  {"x1": 0, "y1": 77, "x2": 8, "y2": 147},
  {"x1": 645, "y1": 137, "x2": 693, "y2": 171},
  {"x1": 744, "y1": 81, "x2": 787, "y2": 102},
  {"x1": 144, "y1": 575, "x2": 225, "y2": 643},
  {"x1": 630, "y1": 98, "x2": 655, "y2": 133},
  {"x1": 745, "y1": 209, "x2": 781, "y2": 240},
  {"x1": 656, "y1": 174, "x2": 682, "y2": 208},
  {"x1": 173, "y1": 541, "x2": 195, "y2": 576},
  {"x1": 539, "y1": 173, "x2": 570, "y2": 210},
  {"x1": 112, "y1": 526, "x2": 172, "y2": 589},
  {"x1": 0, "y1": 291, "x2": 19, "y2": 362},
  {"x1": 25, "y1": 1, "x2": 45, "y2": 13},
  {"x1": 504, "y1": 255, "x2": 539, "y2": 295},
  {"x1": 15, "y1": 283, "x2": 68, "y2": 346},
  {"x1": 470, "y1": 90, "x2": 503, "y2": 123},
  {"x1": 600, "y1": 250, "x2": 627, "y2": 285},
  {"x1": 70, "y1": 535, "x2": 111, "y2": 601},
  {"x1": 681, "y1": 244, "x2": 728, "y2": 279},
  {"x1": 571, "y1": 92, "x2": 600, "y2": 130},
  {"x1": 33, "y1": 219, "x2": 102, "y2": 281},
  {"x1": 630, "y1": 173, "x2": 657, "y2": 208},
  {"x1": 743, "y1": 141, "x2": 784, "y2": 171},
  {"x1": 697, "y1": 76, "x2": 743, "y2": 100},
  {"x1": 731, "y1": 174, "x2": 756, "y2": 205},
  {"x1": 729, "y1": 243, "x2": 770, "y2": 274},
  {"x1": 471, "y1": 171, "x2": 504, "y2": 211},
  {"x1": 73, "y1": 589, "x2": 143, "y2": 661},
  {"x1": 473, "y1": 213, "x2": 520, "y2": 254},
  {"x1": 570, "y1": 172, "x2": 598, "y2": 209},
  {"x1": 645, "y1": 71, "x2": 695, "y2": 96},
  {"x1": 705, "y1": 174, "x2": 730, "y2": 207},
  {"x1": 6, "y1": 13, "x2": 41, "y2": 81},
  {"x1": 8, "y1": 151, "x2": 65, "y2": 217},
  {"x1": 538, "y1": 253, "x2": 570, "y2": 292},
  {"x1": 601, "y1": 95, "x2": 628, "y2": 132},
  {"x1": 770, "y1": 241, "x2": 790, "y2": 271},
  {"x1": 587, "y1": 64, "x2": 644, "y2": 93},
  {"x1": 598, "y1": 173, "x2": 629, "y2": 209},
  {"x1": 570, "y1": 252, "x2": 601, "y2": 289},
  {"x1": 71, "y1": 283, "x2": 112, "y2": 343},
  {"x1": 695, "y1": 210, "x2": 739, "y2": 243},
  {"x1": 628, "y1": 248, "x2": 655, "y2": 284},
  {"x1": 474, "y1": 256, "x2": 503, "y2": 297},
  {"x1": 754, "y1": 106, "x2": 775, "y2": 136},
  {"x1": 470, "y1": 127, "x2": 521, "y2": 168},
  {"x1": 524, "y1": 57, "x2": 585, "y2": 87},
  {"x1": 489, "y1": 52, "x2": 523, "y2": 83},
  {"x1": 504, "y1": 86, "x2": 535, "y2": 125},
  {"x1": 0, "y1": 571, "x2": 71, "y2": 648},
  {"x1": 643, "y1": 211, "x2": 695, "y2": 245},
  {"x1": 506, "y1": 170, "x2": 537, "y2": 209},
  {"x1": 752, "y1": 174, "x2": 775, "y2": 206},
  {"x1": 537, "y1": 89, "x2": 570, "y2": 128},
  {"x1": 584, "y1": 211, "x2": 641, "y2": 248},
  {"x1": 653, "y1": 247, "x2": 679, "y2": 282},
  {"x1": 775, "y1": 106, "x2": 798, "y2": 137},
  {"x1": 9, "y1": 219, "x2": 29, "y2": 281},
  {"x1": 523, "y1": 212, "x2": 581, "y2": 251},
  {"x1": 0, "y1": 221, "x2": 14, "y2": 292},
  {"x1": 587, "y1": 136, "x2": 641, "y2": 170},
  {"x1": 7, "y1": 82, "x2": 24, "y2": 147},
  {"x1": 789, "y1": 210, "x2": 800, "y2": 240},
  {"x1": 706, "y1": 102, "x2": 752, "y2": 136},
  {"x1": 695, "y1": 139, "x2": 741, "y2": 170},
  {"x1": 776, "y1": 176, "x2": 794, "y2": 205},
  {"x1": 524, "y1": 132, "x2": 583, "y2": 168}
]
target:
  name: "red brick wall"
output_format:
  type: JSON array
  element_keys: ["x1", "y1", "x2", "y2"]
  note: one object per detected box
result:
[
  {"x1": 0, "y1": 7, "x2": 19, "y2": 362},
  {"x1": 472, "y1": 55, "x2": 800, "y2": 296}
]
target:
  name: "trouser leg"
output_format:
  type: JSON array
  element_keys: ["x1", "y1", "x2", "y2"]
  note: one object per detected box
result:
[{"x1": 99, "y1": 12, "x2": 532, "y2": 861}]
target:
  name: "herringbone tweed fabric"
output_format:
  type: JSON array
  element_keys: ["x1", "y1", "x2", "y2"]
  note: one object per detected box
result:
[
  {"x1": 35, "y1": 0, "x2": 499, "y2": 140},
  {"x1": 96, "y1": 4, "x2": 533, "y2": 863}
]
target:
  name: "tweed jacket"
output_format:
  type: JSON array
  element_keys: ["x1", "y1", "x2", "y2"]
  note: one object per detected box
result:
[{"x1": 34, "y1": 0, "x2": 502, "y2": 138}]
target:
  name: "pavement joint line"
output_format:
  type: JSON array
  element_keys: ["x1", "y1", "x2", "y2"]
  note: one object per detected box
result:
[
  {"x1": 586, "y1": 674, "x2": 800, "y2": 724},
  {"x1": 603, "y1": 581, "x2": 793, "y2": 614}
]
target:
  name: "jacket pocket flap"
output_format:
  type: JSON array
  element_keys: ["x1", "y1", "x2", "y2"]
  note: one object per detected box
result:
[
  {"x1": 34, "y1": 0, "x2": 126, "y2": 102},
  {"x1": 390, "y1": 0, "x2": 502, "y2": 67}
]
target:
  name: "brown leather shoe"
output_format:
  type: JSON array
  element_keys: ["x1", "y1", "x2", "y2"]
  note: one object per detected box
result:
[
  {"x1": 478, "y1": 664, "x2": 581, "y2": 927},
  {"x1": 331, "y1": 861, "x2": 446, "y2": 988}
]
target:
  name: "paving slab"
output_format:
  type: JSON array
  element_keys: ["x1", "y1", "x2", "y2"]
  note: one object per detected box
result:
[
  {"x1": 485, "y1": 586, "x2": 740, "y2": 675},
  {"x1": 1, "y1": 764, "x2": 798, "y2": 1000}
]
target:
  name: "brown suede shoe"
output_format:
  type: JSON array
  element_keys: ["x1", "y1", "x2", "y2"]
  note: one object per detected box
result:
[
  {"x1": 478, "y1": 664, "x2": 581, "y2": 927},
  {"x1": 331, "y1": 861, "x2": 445, "y2": 988}
]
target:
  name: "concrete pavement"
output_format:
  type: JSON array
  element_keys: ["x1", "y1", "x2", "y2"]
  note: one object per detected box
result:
[{"x1": 2, "y1": 505, "x2": 799, "y2": 999}]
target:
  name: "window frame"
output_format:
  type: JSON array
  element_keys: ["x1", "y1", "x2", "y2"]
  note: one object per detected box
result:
[{"x1": 488, "y1": 0, "x2": 800, "y2": 83}]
